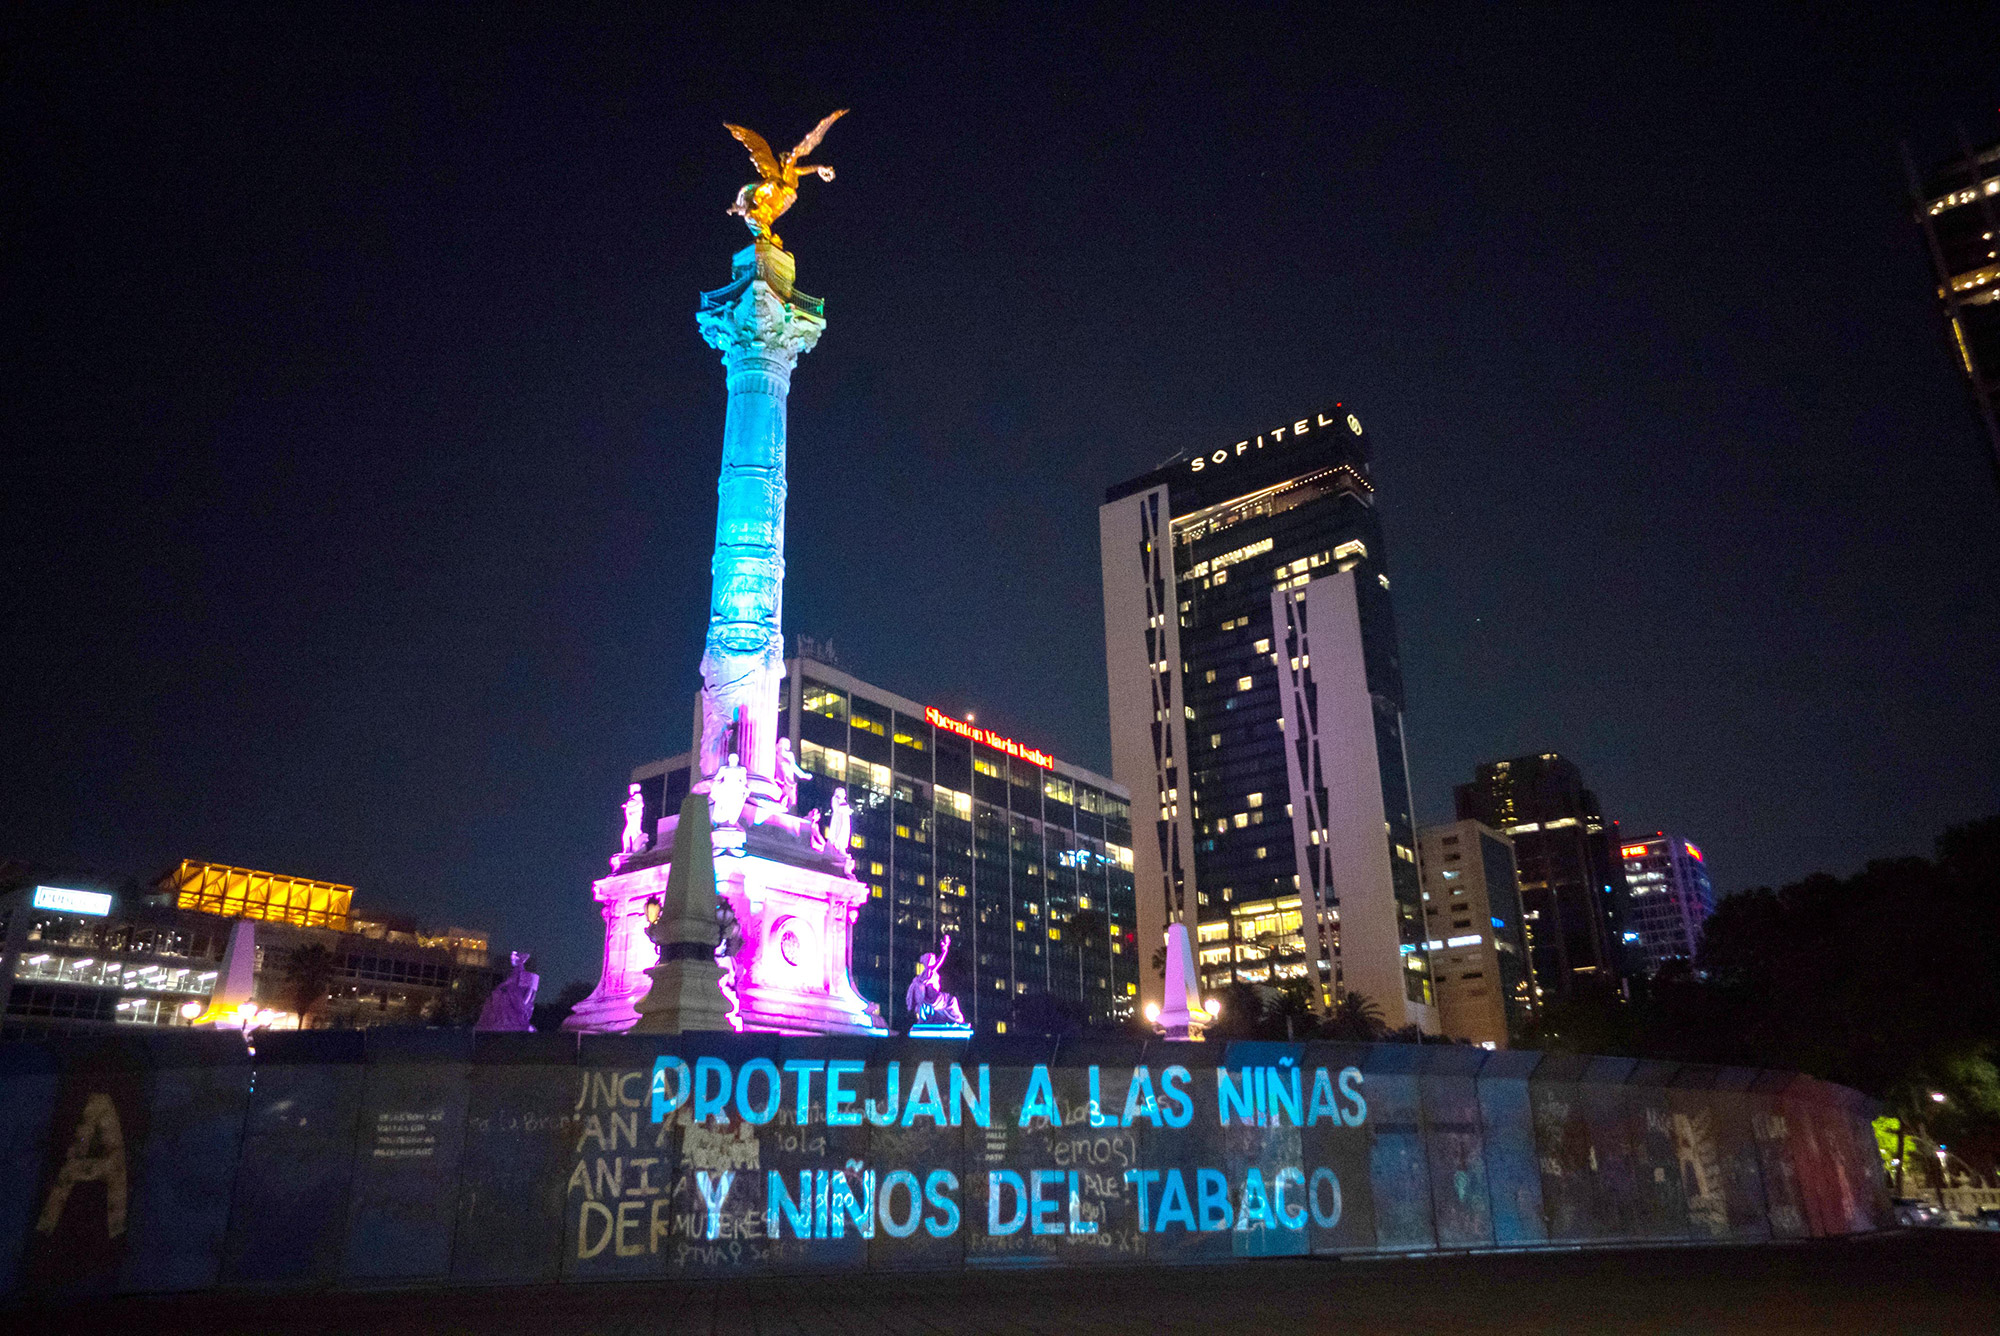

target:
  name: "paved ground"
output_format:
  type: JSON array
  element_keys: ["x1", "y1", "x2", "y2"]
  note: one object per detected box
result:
[{"x1": 13, "y1": 1231, "x2": 2000, "y2": 1335}]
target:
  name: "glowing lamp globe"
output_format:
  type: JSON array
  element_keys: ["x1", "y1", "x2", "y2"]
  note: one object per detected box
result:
[
  {"x1": 179, "y1": 1001, "x2": 201, "y2": 1019},
  {"x1": 1143, "y1": 1001, "x2": 1160, "y2": 1023},
  {"x1": 1203, "y1": 997, "x2": 1222, "y2": 1019}
]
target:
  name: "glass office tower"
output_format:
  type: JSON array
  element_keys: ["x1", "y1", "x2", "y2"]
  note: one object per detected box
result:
[
  {"x1": 1619, "y1": 833, "x2": 1716, "y2": 976},
  {"x1": 1454, "y1": 753, "x2": 1630, "y2": 1001},
  {"x1": 1100, "y1": 405, "x2": 1434, "y2": 1031},
  {"x1": 632, "y1": 656, "x2": 1137, "y2": 1032},
  {"x1": 1908, "y1": 131, "x2": 2000, "y2": 494}
]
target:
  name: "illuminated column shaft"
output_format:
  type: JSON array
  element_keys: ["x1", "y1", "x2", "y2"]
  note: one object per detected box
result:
[{"x1": 695, "y1": 244, "x2": 825, "y2": 796}]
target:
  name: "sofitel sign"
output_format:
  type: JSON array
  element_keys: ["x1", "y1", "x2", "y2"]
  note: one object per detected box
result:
[
  {"x1": 1189, "y1": 409, "x2": 1363, "y2": 473},
  {"x1": 32, "y1": 885, "x2": 113, "y2": 916}
]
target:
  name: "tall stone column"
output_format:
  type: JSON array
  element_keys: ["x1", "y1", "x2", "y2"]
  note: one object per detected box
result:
[{"x1": 693, "y1": 243, "x2": 825, "y2": 802}]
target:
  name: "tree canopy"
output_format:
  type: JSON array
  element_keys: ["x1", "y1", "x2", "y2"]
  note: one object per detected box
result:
[{"x1": 1520, "y1": 814, "x2": 2000, "y2": 1161}]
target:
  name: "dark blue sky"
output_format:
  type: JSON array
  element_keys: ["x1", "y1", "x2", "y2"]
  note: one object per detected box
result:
[{"x1": 6, "y1": 5, "x2": 1998, "y2": 989}]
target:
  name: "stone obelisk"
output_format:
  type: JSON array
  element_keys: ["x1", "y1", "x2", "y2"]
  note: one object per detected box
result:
[{"x1": 629, "y1": 793, "x2": 734, "y2": 1033}]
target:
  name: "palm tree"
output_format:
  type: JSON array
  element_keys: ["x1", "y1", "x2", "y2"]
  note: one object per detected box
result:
[
  {"x1": 1068, "y1": 907, "x2": 1108, "y2": 997},
  {"x1": 281, "y1": 942, "x2": 338, "y2": 1026},
  {"x1": 1267, "y1": 980, "x2": 1320, "y2": 1040},
  {"x1": 1326, "y1": 989, "x2": 1385, "y2": 1042},
  {"x1": 532, "y1": 979, "x2": 594, "y2": 1033}
]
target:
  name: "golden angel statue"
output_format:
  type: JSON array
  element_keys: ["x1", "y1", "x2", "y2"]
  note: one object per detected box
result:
[{"x1": 723, "y1": 110, "x2": 847, "y2": 249}]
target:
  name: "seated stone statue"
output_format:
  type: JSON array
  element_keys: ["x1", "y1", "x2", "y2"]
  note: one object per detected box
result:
[
  {"x1": 904, "y1": 933, "x2": 966, "y2": 1027},
  {"x1": 476, "y1": 951, "x2": 539, "y2": 1031}
]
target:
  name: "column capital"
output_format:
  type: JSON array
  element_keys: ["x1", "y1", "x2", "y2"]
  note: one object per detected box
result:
[{"x1": 697, "y1": 245, "x2": 826, "y2": 372}]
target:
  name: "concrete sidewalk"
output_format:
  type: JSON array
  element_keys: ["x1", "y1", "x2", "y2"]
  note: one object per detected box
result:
[{"x1": 12, "y1": 1231, "x2": 1998, "y2": 1335}]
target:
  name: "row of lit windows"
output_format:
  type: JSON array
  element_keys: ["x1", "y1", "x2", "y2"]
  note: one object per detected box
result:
[
  {"x1": 336, "y1": 954, "x2": 452, "y2": 987},
  {"x1": 1926, "y1": 175, "x2": 2000, "y2": 216},
  {"x1": 13, "y1": 953, "x2": 218, "y2": 995},
  {"x1": 1183, "y1": 536, "x2": 1273, "y2": 580},
  {"x1": 24, "y1": 916, "x2": 231, "y2": 963},
  {"x1": 796, "y1": 680, "x2": 1129, "y2": 822},
  {"x1": 799, "y1": 739, "x2": 895, "y2": 794}
]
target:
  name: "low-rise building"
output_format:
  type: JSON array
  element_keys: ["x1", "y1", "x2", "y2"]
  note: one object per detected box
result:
[
  {"x1": 1417, "y1": 820, "x2": 1533, "y2": 1048},
  {"x1": 0, "y1": 860, "x2": 496, "y2": 1038}
]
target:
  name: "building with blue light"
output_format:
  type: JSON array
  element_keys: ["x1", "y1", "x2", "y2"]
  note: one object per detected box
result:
[
  {"x1": 1619, "y1": 833, "x2": 1717, "y2": 975},
  {"x1": 632, "y1": 654, "x2": 1138, "y2": 1033},
  {"x1": 0, "y1": 863, "x2": 495, "y2": 1038}
]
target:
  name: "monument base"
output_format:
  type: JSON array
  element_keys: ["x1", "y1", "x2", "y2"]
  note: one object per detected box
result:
[
  {"x1": 567, "y1": 818, "x2": 886, "y2": 1037},
  {"x1": 630, "y1": 956, "x2": 733, "y2": 1033},
  {"x1": 720, "y1": 847, "x2": 886, "y2": 1036},
  {"x1": 565, "y1": 858, "x2": 670, "y2": 1033},
  {"x1": 908, "y1": 1022, "x2": 973, "y2": 1040}
]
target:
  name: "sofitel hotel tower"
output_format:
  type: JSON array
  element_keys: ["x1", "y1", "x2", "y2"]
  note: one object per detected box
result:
[{"x1": 1100, "y1": 407, "x2": 1435, "y2": 1032}]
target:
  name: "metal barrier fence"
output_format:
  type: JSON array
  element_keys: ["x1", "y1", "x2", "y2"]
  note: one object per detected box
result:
[
  {"x1": 0, "y1": 1029, "x2": 1886, "y2": 1298},
  {"x1": 1935, "y1": 1187, "x2": 2000, "y2": 1215}
]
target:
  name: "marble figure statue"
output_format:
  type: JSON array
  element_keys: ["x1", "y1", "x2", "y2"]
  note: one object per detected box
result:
[
  {"x1": 476, "y1": 951, "x2": 539, "y2": 1031},
  {"x1": 905, "y1": 933, "x2": 967, "y2": 1027}
]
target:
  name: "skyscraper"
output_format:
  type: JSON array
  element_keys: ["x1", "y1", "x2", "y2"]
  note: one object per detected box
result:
[
  {"x1": 1453, "y1": 754, "x2": 1629, "y2": 1002},
  {"x1": 1101, "y1": 404, "x2": 1434, "y2": 1032},
  {"x1": 1618, "y1": 833, "x2": 1716, "y2": 976},
  {"x1": 629, "y1": 654, "x2": 1138, "y2": 1032},
  {"x1": 1907, "y1": 131, "x2": 2000, "y2": 494},
  {"x1": 1417, "y1": 820, "x2": 1533, "y2": 1048}
]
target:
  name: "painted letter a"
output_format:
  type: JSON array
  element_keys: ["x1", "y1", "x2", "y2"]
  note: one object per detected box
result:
[{"x1": 37, "y1": 1092, "x2": 127, "y2": 1239}]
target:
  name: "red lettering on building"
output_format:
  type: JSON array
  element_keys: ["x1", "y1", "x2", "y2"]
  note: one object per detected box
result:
[{"x1": 923, "y1": 707, "x2": 1054, "y2": 770}]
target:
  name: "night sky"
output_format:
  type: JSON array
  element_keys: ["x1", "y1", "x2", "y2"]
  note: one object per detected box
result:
[{"x1": 7, "y1": 6, "x2": 1998, "y2": 990}]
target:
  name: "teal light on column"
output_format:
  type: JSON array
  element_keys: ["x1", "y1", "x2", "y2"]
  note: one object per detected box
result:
[{"x1": 694, "y1": 243, "x2": 825, "y2": 799}]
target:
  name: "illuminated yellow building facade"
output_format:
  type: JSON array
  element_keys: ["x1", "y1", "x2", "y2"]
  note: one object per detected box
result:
[
  {"x1": 1194, "y1": 896, "x2": 1309, "y2": 990},
  {"x1": 2, "y1": 862, "x2": 496, "y2": 1038},
  {"x1": 163, "y1": 859, "x2": 353, "y2": 931}
]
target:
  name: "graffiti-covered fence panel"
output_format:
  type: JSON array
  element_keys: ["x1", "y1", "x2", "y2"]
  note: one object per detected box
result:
[{"x1": 0, "y1": 1033, "x2": 1888, "y2": 1297}]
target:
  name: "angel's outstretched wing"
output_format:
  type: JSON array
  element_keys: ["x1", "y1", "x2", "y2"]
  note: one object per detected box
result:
[
  {"x1": 787, "y1": 109, "x2": 848, "y2": 163},
  {"x1": 725, "y1": 123, "x2": 781, "y2": 179}
]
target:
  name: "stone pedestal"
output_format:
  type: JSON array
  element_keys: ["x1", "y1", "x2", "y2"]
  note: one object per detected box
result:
[
  {"x1": 564, "y1": 861, "x2": 664, "y2": 1033},
  {"x1": 719, "y1": 852, "x2": 883, "y2": 1035},
  {"x1": 568, "y1": 805, "x2": 886, "y2": 1036}
]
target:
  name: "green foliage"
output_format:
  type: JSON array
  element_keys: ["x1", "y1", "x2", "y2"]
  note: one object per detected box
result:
[
  {"x1": 1199, "y1": 982, "x2": 1409, "y2": 1043},
  {"x1": 281, "y1": 942, "x2": 338, "y2": 1023},
  {"x1": 1873, "y1": 1115, "x2": 1904, "y2": 1176},
  {"x1": 1326, "y1": 990, "x2": 1387, "y2": 1043},
  {"x1": 1519, "y1": 814, "x2": 2000, "y2": 1156},
  {"x1": 531, "y1": 978, "x2": 592, "y2": 1033}
]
